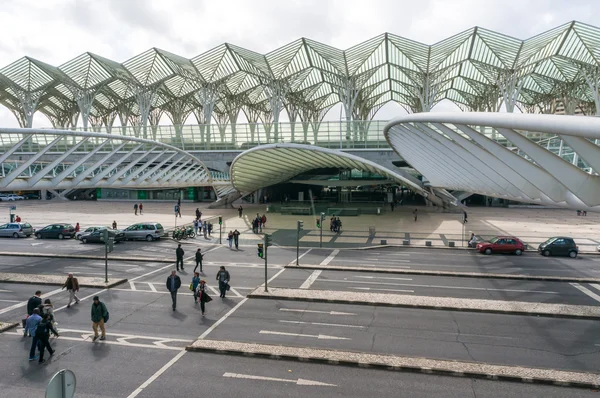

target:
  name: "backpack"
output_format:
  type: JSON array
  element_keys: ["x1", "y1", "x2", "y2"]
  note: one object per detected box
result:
[{"x1": 36, "y1": 320, "x2": 48, "y2": 336}]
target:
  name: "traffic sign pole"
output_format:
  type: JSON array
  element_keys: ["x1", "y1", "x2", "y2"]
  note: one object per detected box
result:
[{"x1": 264, "y1": 234, "x2": 268, "y2": 292}]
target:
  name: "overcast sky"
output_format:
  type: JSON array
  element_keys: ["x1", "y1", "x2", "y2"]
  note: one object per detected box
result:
[{"x1": 1, "y1": 0, "x2": 598, "y2": 127}]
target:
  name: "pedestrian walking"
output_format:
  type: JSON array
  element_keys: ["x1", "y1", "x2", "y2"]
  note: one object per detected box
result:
[
  {"x1": 413, "y1": 208, "x2": 418, "y2": 222},
  {"x1": 261, "y1": 214, "x2": 267, "y2": 229},
  {"x1": 195, "y1": 208, "x2": 201, "y2": 220},
  {"x1": 178, "y1": 198, "x2": 181, "y2": 207},
  {"x1": 196, "y1": 279, "x2": 212, "y2": 316},
  {"x1": 15, "y1": 215, "x2": 21, "y2": 222},
  {"x1": 139, "y1": 203, "x2": 143, "y2": 215},
  {"x1": 216, "y1": 266, "x2": 230, "y2": 298},
  {"x1": 134, "y1": 203, "x2": 138, "y2": 215},
  {"x1": 177, "y1": 204, "x2": 182, "y2": 218},
  {"x1": 166, "y1": 270, "x2": 181, "y2": 310},
  {"x1": 41, "y1": 298, "x2": 57, "y2": 330},
  {"x1": 227, "y1": 231, "x2": 233, "y2": 248},
  {"x1": 90, "y1": 296, "x2": 108, "y2": 341},
  {"x1": 233, "y1": 229, "x2": 240, "y2": 249},
  {"x1": 193, "y1": 219, "x2": 198, "y2": 235},
  {"x1": 176, "y1": 244, "x2": 184, "y2": 271},
  {"x1": 24, "y1": 290, "x2": 42, "y2": 337},
  {"x1": 208, "y1": 222, "x2": 213, "y2": 236},
  {"x1": 112, "y1": 220, "x2": 117, "y2": 230},
  {"x1": 62, "y1": 273, "x2": 80, "y2": 308},
  {"x1": 194, "y1": 248, "x2": 203, "y2": 273},
  {"x1": 75, "y1": 223, "x2": 80, "y2": 233},
  {"x1": 191, "y1": 272, "x2": 200, "y2": 303},
  {"x1": 36, "y1": 313, "x2": 59, "y2": 364},
  {"x1": 390, "y1": 201, "x2": 395, "y2": 212},
  {"x1": 238, "y1": 206, "x2": 243, "y2": 218},
  {"x1": 26, "y1": 308, "x2": 42, "y2": 360}
]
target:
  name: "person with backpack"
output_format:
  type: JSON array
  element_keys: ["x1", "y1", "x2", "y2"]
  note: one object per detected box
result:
[
  {"x1": 41, "y1": 298, "x2": 57, "y2": 330},
  {"x1": 26, "y1": 308, "x2": 42, "y2": 360},
  {"x1": 194, "y1": 248, "x2": 204, "y2": 273},
  {"x1": 62, "y1": 273, "x2": 80, "y2": 308},
  {"x1": 91, "y1": 296, "x2": 108, "y2": 342},
  {"x1": 37, "y1": 313, "x2": 59, "y2": 363},
  {"x1": 216, "y1": 266, "x2": 230, "y2": 298},
  {"x1": 176, "y1": 244, "x2": 185, "y2": 271},
  {"x1": 233, "y1": 229, "x2": 240, "y2": 249},
  {"x1": 196, "y1": 279, "x2": 212, "y2": 316},
  {"x1": 24, "y1": 290, "x2": 42, "y2": 337},
  {"x1": 134, "y1": 203, "x2": 138, "y2": 215}
]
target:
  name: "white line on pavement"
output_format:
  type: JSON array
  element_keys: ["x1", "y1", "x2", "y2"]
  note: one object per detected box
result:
[
  {"x1": 148, "y1": 282, "x2": 158, "y2": 293},
  {"x1": 332, "y1": 258, "x2": 410, "y2": 263},
  {"x1": 110, "y1": 288, "x2": 244, "y2": 299},
  {"x1": 129, "y1": 281, "x2": 136, "y2": 291},
  {"x1": 47, "y1": 327, "x2": 192, "y2": 342},
  {"x1": 279, "y1": 320, "x2": 366, "y2": 329},
  {"x1": 300, "y1": 270, "x2": 322, "y2": 289},
  {"x1": 260, "y1": 330, "x2": 350, "y2": 340},
  {"x1": 292, "y1": 248, "x2": 313, "y2": 265},
  {"x1": 352, "y1": 287, "x2": 415, "y2": 293},
  {"x1": 590, "y1": 284, "x2": 600, "y2": 293},
  {"x1": 223, "y1": 372, "x2": 336, "y2": 387},
  {"x1": 54, "y1": 289, "x2": 107, "y2": 312},
  {"x1": 0, "y1": 289, "x2": 13, "y2": 292},
  {"x1": 353, "y1": 276, "x2": 413, "y2": 281},
  {"x1": 320, "y1": 249, "x2": 339, "y2": 266},
  {"x1": 0, "y1": 288, "x2": 63, "y2": 315},
  {"x1": 570, "y1": 283, "x2": 600, "y2": 303},
  {"x1": 279, "y1": 308, "x2": 357, "y2": 316},
  {"x1": 0, "y1": 299, "x2": 20, "y2": 303}
]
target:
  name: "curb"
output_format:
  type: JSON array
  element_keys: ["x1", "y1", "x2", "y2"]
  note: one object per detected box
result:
[
  {"x1": 0, "y1": 252, "x2": 173, "y2": 263},
  {"x1": 0, "y1": 277, "x2": 128, "y2": 289},
  {"x1": 0, "y1": 322, "x2": 19, "y2": 334},
  {"x1": 248, "y1": 288, "x2": 600, "y2": 320},
  {"x1": 285, "y1": 264, "x2": 600, "y2": 283},
  {"x1": 186, "y1": 340, "x2": 600, "y2": 389}
]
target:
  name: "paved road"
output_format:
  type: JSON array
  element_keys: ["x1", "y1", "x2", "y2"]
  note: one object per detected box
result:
[
  {"x1": 276, "y1": 268, "x2": 600, "y2": 305},
  {"x1": 206, "y1": 298, "x2": 600, "y2": 373}
]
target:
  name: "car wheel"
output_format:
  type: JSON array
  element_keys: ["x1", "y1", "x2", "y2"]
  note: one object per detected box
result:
[
  {"x1": 58, "y1": 234, "x2": 64, "y2": 240},
  {"x1": 76, "y1": 235, "x2": 81, "y2": 240},
  {"x1": 82, "y1": 238, "x2": 87, "y2": 244},
  {"x1": 146, "y1": 235, "x2": 154, "y2": 242},
  {"x1": 36, "y1": 233, "x2": 42, "y2": 239},
  {"x1": 569, "y1": 251, "x2": 577, "y2": 258},
  {"x1": 484, "y1": 248, "x2": 492, "y2": 255},
  {"x1": 515, "y1": 249, "x2": 523, "y2": 256},
  {"x1": 12, "y1": 232, "x2": 19, "y2": 238},
  {"x1": 543, "y1": 250, "x2": 551, "y2": 257}
]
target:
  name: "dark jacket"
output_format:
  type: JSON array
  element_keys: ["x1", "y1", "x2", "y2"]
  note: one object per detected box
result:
[
  {"x1": 27, "y1": 295, "x2": 42, "y2": 316},
  {"x1": 176, "y1": 247, "x2": 184, "y2": 258},
  {"x1": 63, "y1": 277, "x2": 80, "y2": 291},
  {"x1": 91, "y1": 302, "x2": 108, "y2": 323},
  {"x1": 216, "y1": 270, "x2": 230, "y2": 283},
  {"x1": 195, "y1": 251, "x2": 203, "y2": 262},
  {"x1": 166, "y1": 275, "x2": 182, "y2": 292},
  {"x1": 37, "y1": 318, "x2": 58, "y2": 338}
]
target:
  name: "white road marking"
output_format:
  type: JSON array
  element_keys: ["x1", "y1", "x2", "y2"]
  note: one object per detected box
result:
[
  {"x1": 129, "y1": 281, "x2": 136, "y2": 291},
  {"x1": 66, "y1": 272, "x2": 113, "y2": 276},
  {"x1": 223, "y1": 372, "x2": 336, "y2": 387},
  {"x1": 320, "y1": 249, "x2": 340, "y2": 266},
  {"x1": 590, "y1": 283, "x2": 600, "y2": 293},
  {"x1": 49, "y1": 327, "x2": 191, "y2": 342},
  {"x1": 127, "y1": 351, "x2": 187, "y2": 397},
  {"x1": 148, "y1": 282, "x2": 158, "y2": 292},
  {"x1": 352, "y1": 276, "x2": 413, "y2": 281},
  {"x1": 292, "y1": 248, "x2": 313, "y2": 265},
  {"x1": 260, "y1": 330, "x2": 350, "y2": 340},
  {"x1": 334, "y1": 258, "x2": 410, "y2": 263},
  {"x1": 570, "y1": 283, "x2": 600, "y2": 303},
  {"x1": 54, "y1": 289, "x2": 107, "y2": 312},
  {"x1": 279, "y1": 309, "x2": 357, "y2": 316},
  {"x1": 279, "y1": 320, "x2": 366, "y2": 329},
  {"x1": 229, "y1": 287, "x2": 243, "y2": 298},
  {"x1": 207, "y1": 285, "x2": 220, "y2": 296},
  {"x1": 30, "y1": 242, "x2": 44, "y2": 246},
  {"x1": 0, "y1": 299, "x2": 20, "y2": 303},
  {"x1": 0, "y1": 288, "x2": 63, "y2": 315},
  {"x1": 352, "y1": 287, "x2": 415, "y2": 293},
  {"x1": 300, "y1": 270, "x2": 322, "y2": 289},
  {"x1": 0, "y1": 289, "x2": 13, "y2": 292}
]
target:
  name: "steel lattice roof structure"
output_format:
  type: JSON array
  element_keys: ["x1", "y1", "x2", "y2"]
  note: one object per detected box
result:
[{"x1": 2, "y1": 21, "x2": 600, "y2": 131}]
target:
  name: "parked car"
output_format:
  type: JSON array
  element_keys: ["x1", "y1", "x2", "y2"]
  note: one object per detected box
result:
[
  {"x1": 81, "y1": 229, "x2": 125, "y2": 244},
  {"x1": 0, "y1": 222, "x2": 33, "y2": 238},
  {"x1": 538, "y1": 237, "x2": 578, "y2": 258},
  {"x1": 477, "y1": 236, "x2": 526, "y2": 255},
  {"x1": 76, "y1": 225, "x2": 107, "y2": 240},
  {"x1": 0, "y1": 194, "x2": 25, "y2": 201},
  {"x1": 22, "y1": 193, "x2": 40, "y2": 200},
  {"x1": 122, "y1": 222, "x2": 164, "y2": 241},
  {"x1": 35, "y1": 224, "x2": 75, "y2": 239}
]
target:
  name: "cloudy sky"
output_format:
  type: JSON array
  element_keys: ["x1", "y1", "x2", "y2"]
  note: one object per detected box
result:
[{"x1": 0, "y1": 0, "x2": 598, "y2": 127}]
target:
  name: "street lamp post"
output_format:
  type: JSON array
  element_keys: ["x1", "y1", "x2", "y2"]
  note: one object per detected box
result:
[{"x1": 296, "y1": 220, "x2": 303, "y2": 265}]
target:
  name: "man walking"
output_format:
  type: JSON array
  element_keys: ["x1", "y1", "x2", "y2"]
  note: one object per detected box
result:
[
  {"x1": 37, "y1": 313, "x2": 59, "y2": 364},
  {"x1": 413, "y1": 208, "x2": 418, "y2": 222},
  {"x1": 176, "y1": 243, "x2": 185, "y2": 271},
  {"x1": 194, "y1": 248, "x2": 203, "y2": 273},
  {"x1": 216, "y1": 266, "x2": 230, "y2": 298},
  {"x1": 25, "y1": 290, "x2": 42, "y2": 337},
  {"x1": 62, "y1": 273, "x2": 80, "y2": 308},
  {"x1": 195, "y1": 208, "x2": 201, "y2": 220},
  {"x1": 134, "y1": 203, "x2": 138, "y2": 215},
  {"x1": 233, "y1": 229, "x2": 240, "y2": 249},
  {"x1": 139, "y1": 203, "x2": 143, "y2": 215},
  {"x1": 238, "y1": 206, "x2": 243, "y2": 218},
  {"x1": 26, "y1": 308, "x2": 42, "y2": 361},
  {"x1": 91, "y1": 296, "x2": 108, "y2": 341},
  {"x1": 166, "y1": 270, "x2": 181, "y2": 310}
]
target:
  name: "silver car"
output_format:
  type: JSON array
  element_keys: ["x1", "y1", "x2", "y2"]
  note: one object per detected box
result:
[
  {"x1": 0, "y1": 222, "x2": 33, "y2": 238},
  {"x1": 76, "y1": 225, "x2": 107, "y2": 240},
  {"x1": 122, "y1": 222, "x2": 164, "y2": 241}
]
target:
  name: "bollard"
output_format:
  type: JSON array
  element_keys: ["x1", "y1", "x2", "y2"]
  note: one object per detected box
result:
[{"x1": 425, "y1": 241, "x2": 432, "y2": 246}]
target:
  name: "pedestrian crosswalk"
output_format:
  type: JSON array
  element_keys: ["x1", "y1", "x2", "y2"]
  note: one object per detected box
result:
[{"x1": 117, "y1": 281, "x2": 250, "y2": 298}]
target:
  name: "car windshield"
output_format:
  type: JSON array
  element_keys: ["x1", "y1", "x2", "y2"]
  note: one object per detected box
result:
[
  {"x1": 156, "y1": 223, "x2": 163, "y2": 230},
  {"x1": 543, "y1": 237, "x2": 557, "y2": 245},
  {"x1": 489, "y1": 237, "x2": 499, "y2": 244}
]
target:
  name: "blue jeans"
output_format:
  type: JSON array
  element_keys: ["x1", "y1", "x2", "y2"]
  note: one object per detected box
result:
[
  {"x1": 218, "y1": 281, "x2": 227, "y2": 297},
  {"x1": 29, "y1": 335, "x2": 40, "y2": 359}
]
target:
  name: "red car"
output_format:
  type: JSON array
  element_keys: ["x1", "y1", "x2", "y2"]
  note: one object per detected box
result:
[{"x1": 476, "y1": 236, "x2": 525, "y2": 255}]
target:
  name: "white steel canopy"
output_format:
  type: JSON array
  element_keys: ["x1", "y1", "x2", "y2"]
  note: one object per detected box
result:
[
  {"x1": 229, "y1": 143, "x2": 443, "y2": 206},
  {"x1": 384, "y1": 112, "x2": 600, "y2": 211}
]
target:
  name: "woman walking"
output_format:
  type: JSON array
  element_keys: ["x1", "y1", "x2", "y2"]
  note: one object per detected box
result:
[
  {"x1": 195, "y1": 280, "x2": 212, "y2": 316},
  {"x1": 191, "y1": 272, "x2": 201, "y2": 303},
  {"x1": 227, "y1": 230, "x2": 233, "y2": 249},
  {"x1": 41, "y1": 298, "x2": 58, "y2": 332}
]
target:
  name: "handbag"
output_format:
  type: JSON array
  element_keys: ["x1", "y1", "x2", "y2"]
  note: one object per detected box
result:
[
  {"x1": 226, "y1": 283, "x2": 231, "y2": 291},
  {"x1": 189, "y1": 282, "x2": 194, "y2": 291},
  {"x1": 103, "y1": 311, "x2": 109, "y2": 323}
]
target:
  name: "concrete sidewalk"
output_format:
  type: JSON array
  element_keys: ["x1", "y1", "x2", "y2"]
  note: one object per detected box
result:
[
  {"x1": 0, "y1": 251, "x2": 173, "y2": 263},
  {"x1": 0, "y1": 272, "x2": 127, "y2": 288},
  {"x1": 285, "y1": 264, "x2": 600, "y2": 283},
  {"x1": 248, "y1": 287, "x2": 600, "y2": 320},
  {"x1": 186, "y1": 340, "x2": 600, "y2": 389}
]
